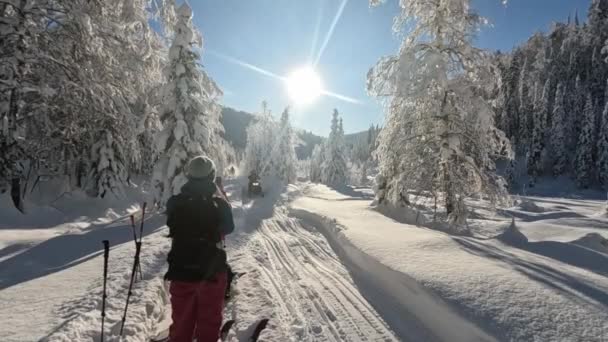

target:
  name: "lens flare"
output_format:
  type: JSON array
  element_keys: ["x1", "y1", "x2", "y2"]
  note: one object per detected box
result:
[{"x1": 286, "y1": 67, "x2": 323, "y2": 105}]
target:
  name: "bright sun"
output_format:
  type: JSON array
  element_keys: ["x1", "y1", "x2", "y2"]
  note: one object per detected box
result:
[{"x1": 286, "y1": 67, "x2": 323, "y2": 105}]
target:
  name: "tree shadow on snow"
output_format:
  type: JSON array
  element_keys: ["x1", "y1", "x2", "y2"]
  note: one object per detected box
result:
[
  {"x1": 454, "y1": 237, "x2": 608, "y2": 311},
  {"x1": 0, "y1": 214, "x2": 165, "y2": 290},
  {"x1": 328, "y1": 185, "x2": 374, "y2": 200},
  {"x1": 496, "y1": 209, "x2": 598, "y2": 224}
]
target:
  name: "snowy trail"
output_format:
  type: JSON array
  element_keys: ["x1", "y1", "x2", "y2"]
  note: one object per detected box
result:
[
  {"x1": 247, "y1": 210, "x2": 397, "y2": 341},
  {"x1": 216, "y1": 181, "x2": 398, "y2": 341}
]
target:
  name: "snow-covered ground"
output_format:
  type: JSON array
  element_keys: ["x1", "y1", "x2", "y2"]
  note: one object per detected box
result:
[
  {"x1": 1, "y1": 180, "x2": 608, "y2": 341},
  {"x1": 292, "y1": 184, "x2": 608, "y2": 341}
]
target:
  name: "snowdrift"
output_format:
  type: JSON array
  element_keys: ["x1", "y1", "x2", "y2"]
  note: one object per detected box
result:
[
  {"x1": 496, "y1": 219, "x2": 528, "y2": 245},
  {"x1": 573, "y1": 233, "x2": 608, "y2": 254},
  {"x1": 514, "y1": 198, "x2": 544, "y2": 213},
  {"x1": 291, "y1": 184, "x2": 608, "y2": 342},
  {"x1": 291, "y1": 207, "x2": 495, "y2": 342}
]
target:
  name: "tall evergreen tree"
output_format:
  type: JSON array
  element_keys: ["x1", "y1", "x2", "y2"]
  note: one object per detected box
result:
[
  {"x1": 309, "y1": 144, "x2": 325, "y2": 183},
  {"x1": 244, "y1": 101, "x2": 277, "y2": 177},
  {"x1": 597, "y1": 81, "x2": 608, "y2": 188},
  {"x1": 87, "y1": 130, "x2": 128, "y2": 198},
  {"x1": 273, "y1": 107, "x2": 297, "y2": 183},
  {"x1": 322, "y1": 109, "x2": 347, "y2": 186},
  {"x1": 152, "y1": 3, "x2": 224, "y2": 205},
  {"x1": 575, "y1": 94, "x2": 596, "y2": 188},
  {"x1": 551, "y1": 83, "x2": 568, "y2": 176},
  {"x1": 570, "y1": 75, "x2": 587, "y2": 149},
  {"x1": 527, "y1": 82, "x2": 546, "y2": 186},
  {"x1": 518, "y1": 58, "x2": 533, "y2": 148}
]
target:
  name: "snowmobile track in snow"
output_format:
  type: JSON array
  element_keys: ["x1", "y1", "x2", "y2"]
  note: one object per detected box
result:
[{"x1": 249, "y1": 211, "x2": 398, "y2": 341}]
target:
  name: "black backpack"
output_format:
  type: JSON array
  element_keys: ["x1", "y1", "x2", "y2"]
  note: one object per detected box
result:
[{"x1": 165, "y1": 194, "x2": 227, "y2": 282}]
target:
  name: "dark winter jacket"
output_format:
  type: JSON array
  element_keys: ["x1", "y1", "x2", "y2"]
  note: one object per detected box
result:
[
  {"x1": 166, "y1": 179, "x2": 234, "y2": 236},
  {"x1": 165, "y1": 179, "x2": 234, "y2": 281}
]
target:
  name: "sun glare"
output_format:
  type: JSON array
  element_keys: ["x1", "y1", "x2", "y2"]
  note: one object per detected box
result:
[{"x1": 286, "y1": 67, "x2": 323, "y2": 105}]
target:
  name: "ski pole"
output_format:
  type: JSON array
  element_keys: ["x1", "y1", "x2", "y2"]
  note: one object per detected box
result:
[
  {"x1": 119, "y1": 240, "x2": 141, "y2": 337},
  {"x1": 138, "y1": 202, "x2": 147, "y2": 244},
  {"x1": 101, "y1": 240, "x2": 110, "y2": 342},
  {"x1": 130, "y1": 215, "x2": 142, "y2": 281},
  {"x1": 136, "y1": 202, "x2": 146, "y2": 279}
]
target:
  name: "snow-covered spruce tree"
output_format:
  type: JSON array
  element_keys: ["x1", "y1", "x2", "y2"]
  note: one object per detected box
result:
[
  {"x1": 368, "y1": 0, "x2": 511, "y2": 219},
  {"x1": 322, "y1": 109, "x2": 347, "y2": 186},
  {"x1": 272, "y1": 107, "x2": 297, "y2": 183},
  {"x1": 517, "y1": 58, "x2": 533, "y2": 148},
  {"x1": 575, "y1": 94, "x2": 596, "y2": 188},
  {"x1": 570, "y1": 75, "x2": 586, "y2": 149},
  {"x1": 0, "y1": 0, "x2": 52, "y2": 195},
  {"x1": 597, "y1": 82, "x2": 608, "y2": 188},
  {"x1": 505, "y1": 159, "x2": 517, "y2": 189},
  {"x1": 244, "y1": 101, "x2": 277, "y2": 177},
  {"x1": 551, "y1": 83, "x2": 568, "y2": 176},
  {"x1": 152, "y1": 3, "x2": 224, "y2": 205},
  {"x1": 87, "y1": 130, "x2": 128, "y2": 198},
  {"x1": 309, "y1": 144, "x2": 325, "y2": 183},
  {"x1": 527, "y1": 80, "x2": 549, "y2": 185}
]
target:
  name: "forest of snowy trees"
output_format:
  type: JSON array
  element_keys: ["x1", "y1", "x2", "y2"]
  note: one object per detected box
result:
[
  {"x1": 361, "y1": 0, "x2": 608, "y2": 224},
  {"x1": 244, "y1": 102, "x2": 297, "y2": 184},
  {"x1": 494, "y1": 0, "x2": 608, "y2": 189},
  {"x1": 2, "y1": 0, "x2": 607, "y2": 224},
  {"x1": 0, "y1": 0, "x2": 232, "y2": 207}
]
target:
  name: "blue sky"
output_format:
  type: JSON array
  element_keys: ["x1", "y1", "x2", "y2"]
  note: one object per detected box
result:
[{"x1": 190, "y1": 0, "x2": 591, "y2": 136}]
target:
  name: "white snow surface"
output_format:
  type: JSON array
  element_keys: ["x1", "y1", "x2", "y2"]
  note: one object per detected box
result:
[
  {"x1": 1, "y1": 181, "x2": 608, "y2": 341},
  {"x1": 292, "y1": 184, "x2": 608, "y2": 341}
]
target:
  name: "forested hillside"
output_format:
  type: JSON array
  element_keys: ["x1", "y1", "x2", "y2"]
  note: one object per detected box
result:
[
  {"x1": 221, "y1": 107, "x2": 324, "y2": 159},
  {"x1": 495, "y1": 0, "x2": 608, "y2": 189}
]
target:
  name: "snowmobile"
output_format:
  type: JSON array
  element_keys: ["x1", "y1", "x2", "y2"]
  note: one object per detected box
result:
[
  {"x1": 248, "y1": 180, "x2": 264, "y2": 197},
  {"x1": 245, "y1": 171, "x2": 263, "y2": 197}
]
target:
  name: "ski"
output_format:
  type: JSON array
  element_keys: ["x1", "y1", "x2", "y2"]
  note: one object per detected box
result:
[
  {"x1": 250, "y1": 318, "x2": 269, "y2": 342},
  {"x1": 149, "y1": 331, "x2": 169, "y2": 342},
  {"x1": 220, "y1": 319, "x2": 235, "y2": 341},
  {"x1": 148, "y1": 318, "x2": 267, "y2": 342}
]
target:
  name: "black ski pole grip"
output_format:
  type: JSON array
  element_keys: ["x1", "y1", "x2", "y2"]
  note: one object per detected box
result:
[{"x1": 103, "y1": 240, "x2": 109, "y2": 258}]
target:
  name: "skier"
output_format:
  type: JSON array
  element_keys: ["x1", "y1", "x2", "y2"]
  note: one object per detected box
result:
[{"x1": 165, "y1": 156, "x2": 235, "y2": 342}]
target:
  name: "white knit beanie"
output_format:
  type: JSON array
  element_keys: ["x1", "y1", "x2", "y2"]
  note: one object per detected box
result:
[{"x1": 186, "y1": 156, "x2": 216, "y2": 180}]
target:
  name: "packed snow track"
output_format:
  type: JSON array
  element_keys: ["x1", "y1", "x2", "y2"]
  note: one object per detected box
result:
[{"x1": 245, "y1": 210, "x2": 398, "y2": 341}]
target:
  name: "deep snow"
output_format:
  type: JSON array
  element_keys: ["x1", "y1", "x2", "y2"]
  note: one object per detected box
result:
[
  {"x1": 292, "y1": 184, "x2": 608, "y2": 341},
  {"x1": 1, "y1": 180, "x2": 607, "y2": 341}
]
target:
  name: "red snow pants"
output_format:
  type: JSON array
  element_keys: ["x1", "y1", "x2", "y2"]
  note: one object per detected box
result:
[{"x1": 169, "y1": 272, "x2": 227, "y2": 342}]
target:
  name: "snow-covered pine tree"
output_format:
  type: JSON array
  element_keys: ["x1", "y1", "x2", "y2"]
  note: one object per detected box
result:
[
  {"x1": 0, "y1": 0, "x2": 51, "y2": 196},
  {"x1": 575, "y1": 94, "x2": 596, "y2": 188},
  {"x1": 368, "y1": 0, "x2": 511, "y2": 219},
  {"x1": 597, "y1": 81, "x2": 608, "y2": 188},
  {"x1": 570, "y1": 75, "x2": 586, "y2": 149},
  {"x1": 244, "y1": 101, "x2": 277, "y2": 177},
  {"x1": 518, "y1": 58, "x2": 533, "y2": 150},
  {"x1": 273, "y1": 107, "x2": 297, "y2": 183},
  {"x1": 505, "y1": 159, "x2": 517, "y2": 189},
  {"x1": 527, "y1": 80, "x2": 549, "y2": 185},
  {"x1": 322, "y1": 109, "x2": 347, "y2": 186},
  {"x1": 309, "y1": 144, "x2": 325, "y2": 183},
  {"x1": 551, "y1": 83, "x2": 568, "y2": 176},
  {"x1": 86, "y1": 130, "x2": 128, "y2": 198},
  {"x1": 152, "y1": 3, "x2": 224, "y2": 205}
]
